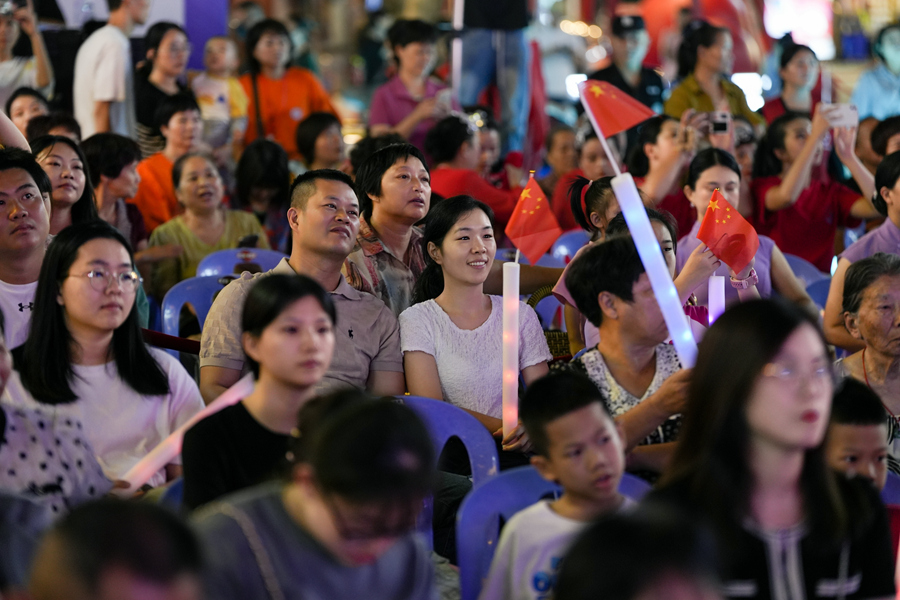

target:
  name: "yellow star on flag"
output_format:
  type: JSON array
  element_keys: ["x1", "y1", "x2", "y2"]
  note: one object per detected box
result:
[
  {"x1": 590, "y1": 85, "x2": 603, "y2": 97},
  {"x1": 709, "y1": 198, "x2": 719, "y2": 212},
  {"x1": 520, "y1": 188, "x2": 531, "y2": 199}
]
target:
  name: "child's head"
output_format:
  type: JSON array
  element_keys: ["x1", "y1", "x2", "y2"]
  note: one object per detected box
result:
[
  {"x1": 545, "y1": 124, "x2": 577, "y2": 177},
  {"x1": 155, "y1": 93, "x2": 202, "y2": 151},
  {"x1": 871, "y1": 116, "x2": 900, "y2": 157},
  {"x1": 464, "y1": 106, "x2": 501, "y2": 175},
  {"x1": 575, "y1": 129, "x2": 610, "y2": 181},
  {"x1": 606, "y1": 208, "x2": 678, "y2": 279},
  {"x1": 521, "y1": 372, "x2": 625, "y2": 506},
  {"x1": 684, "y1": 148, "x2": 741, "y2": 216},
  {"x1": 873, "y1": 150, "x2": 900, "y2": 217},
  {"x1": 568, "y1": 175, "x2": 617, "y2": 235},
  {"x1": 753, "y1": 111, "x2": 817, "y2": 178},
  {"x1": 626, "y1": 115, "x2": 679, "y2": 178},
  {"x1": 204, "y1": 36, "x2": 238, "y2": 75},
  {"x1": 295, "y1": 112, "x2": 344, "y2": 169},
  {"x1": 826, "y1": 378, "x2": 890, "y2": 490}
]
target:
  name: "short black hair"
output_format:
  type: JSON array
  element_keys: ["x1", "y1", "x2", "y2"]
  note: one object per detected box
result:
[
  {"x1": 520, "y1": 371, "x2": 610, "y2": 456},
  {"x1": 295, "y1": 112, "x2": 341, "y2": 166},
  {"x1": 234, "y1": 139, "x2": 291, "y2": 212},
  {"x1": 387, "y1": 19, "x2": 438, "y2": 54},
  {"x1": 33, "y1": 499, "x2": 202, "y2": 594},
  {"x1": 545, "y1": 124, "x2": 575, "y2": 153},
  {"x1": 288, "y1": 168, "x2": 357, "y2": 211},
  {"x1": 0, "y1": 147, "x2": 52, "y2": 197},
  {"x1": 606, "y1": 207, "x2": 678, "y2": 255},
  {"x1": 424, "y1": 115, "x2": 475, "y2": 165},
  {"x1": 355, "y1": 143, "x2": 429, "y2": 221},
  {"x1": 5, "y1": 86, "x2": 49, "y2": 117},
  {"x1": 348, "y1": 132, "x2": 407, "y2": 175},
  {"x1": 871, "y1": 116, "x2": 900, "y2": 156},
  {"x1": 245, "y1": 19, "x2": 292, "y2": 74},
  {"x1": 830, "y1": 378, "x2": 889, "y2": 427},
  {"x1": 564, "y1": 234, "x2": 646, "y2": 327},
  {"x1": 154, "y1": 92, "x2": 200, "y2": 130},
  {"x1": 874, "y1": 151, "x2": 900, "y2": 215},
  {"x1": 26, "y1": 113, "x2": 82, "y2": 143},
  {"x1": 81, "y1": 133, "x2": 142, "y2": 187},
  {"x1": 779, "y1": 43, "x2": 816, "y2": 70}
]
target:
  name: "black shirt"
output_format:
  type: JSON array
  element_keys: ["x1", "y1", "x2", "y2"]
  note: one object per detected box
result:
[
  {"x1": 181, "y1": 401, "x2": 292, "y2": 510},
  {"x1": 464, "y1": 0, "x2": 528, "y2": 30},
  {"x1": 133, "y1": 73, "x2": 190, "y2": 158},
  {"x1": 588, "y1": 64, "x2": 667, "y2": 155}
]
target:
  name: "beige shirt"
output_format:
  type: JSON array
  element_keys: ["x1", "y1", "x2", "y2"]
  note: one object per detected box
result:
[{"x1": 200, "y1": 258, "x2": 403, "y2": 392}]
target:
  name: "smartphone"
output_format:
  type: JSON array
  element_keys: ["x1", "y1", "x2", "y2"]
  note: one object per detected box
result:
[
  {"x1": 825, "y1": 104, "x2": 859, "y2": 128},
  {"x1": 436, "y1": 89, "x2": 452, "y2": 111},
  {"x1": 710, "y1": 111, "x2": 730, "y2": 134}
]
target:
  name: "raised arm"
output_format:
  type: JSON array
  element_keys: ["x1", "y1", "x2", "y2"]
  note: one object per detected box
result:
[
  {"x1": 17, "y1": 0, "x2": 52, "y2": 90},
  {"x1": 764, "y1": 105, "x2": 830, "y2": 211},
  {"x1": 823, "y1": 257, "x2": 866, "y2": 352},
  {"x1": 0, "y1": 110, "x2": 29, "y2": 151}
]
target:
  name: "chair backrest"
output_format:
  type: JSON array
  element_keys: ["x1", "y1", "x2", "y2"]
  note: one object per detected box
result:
[
  {"x1": 551, "y1": 230, "x2": 590, "y2": 263},
  {"x1": 161, "y1": 276, "x2": 226, "y2": 356},
  {"x1": 883, "y1": 471, "x2": 900, "y2": 505},
  {"x1": 456, "y1": 465, "x2": 650, "y2": 600},
  {"x1": 784, "y1": 253, "x2": 829, "y2": 287},
  {"x1": 196, "y1": 248, "x2": 287, "y2": 277},
  {"x1": 158, "y1": 477, "x2": 184, "y2": 509},
  {"x1": 806, "y1": 279, "x2": 831, "y2": 311}
]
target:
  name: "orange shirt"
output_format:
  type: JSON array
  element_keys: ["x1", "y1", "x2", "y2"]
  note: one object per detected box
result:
[
  {"x1": 130, "y1": 153, "x2": 180, "y2": 233},
  {"x1": 240, "y1": 68, "x2": 339, "y2": 161}
]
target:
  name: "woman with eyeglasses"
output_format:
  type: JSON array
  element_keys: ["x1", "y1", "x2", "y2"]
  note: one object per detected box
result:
[
  {"x1": 648, "y1": 299, "x2": 895, "y2": 599},
  {"x1": 10, "y1": 221, "x2": 204, "y2": 488}
]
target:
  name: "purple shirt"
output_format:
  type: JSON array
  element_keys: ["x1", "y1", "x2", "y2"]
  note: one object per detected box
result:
[
  {"x1": 839, "y1": 218, "x2": 900, "y2": 264},
  {"x1": 368, "y1": 76, "x2": 450, "y2": 152},
  {"x1": 677, "y1": 221, "x2": 775, "y2": 306}
]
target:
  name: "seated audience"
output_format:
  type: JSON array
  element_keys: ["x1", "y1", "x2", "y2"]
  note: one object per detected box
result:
[
  {"x1": 130, "y1": 93, "x2": 203, "y2": 233},
  {"x1": 0, "y1": 148, "x2": 52, "y2": 349},
  {"x1": 31, "y1": 135, "x2": 98, "y2": 235},
  {"x1": 182, "y1": 274, "x2": 335, "y2": 509},
  {"x1": 649, "y1": 299, "x2": 895, "y2": 598},
  {"x1": 199, "y1": 169, "x2": 404, "y2": 403},
  {"x1": 751, "y1": 108, "x2": 879, "y2": 272},
  {"x1": 134, "y1": 22, "x2": 191, "y2": 158},
  {"x1": 426, "y1": 115, "x2": 523, "y2": 231},
  {"x1": 469, "y1": 108, "x2": 506, "y2": 189},
  {"x1": 834, "y1": 253, "x2": 900, "y2": 463},
  {"x1": 232, "y1": 139, "x2": 291, "y2": 252},
  {"x1": 536, "y1": 124, "x2": 577, "y2": 199},
  {"x1": 550, "y1": 128, "x2": 620, "y2": 233},
  {"x1": 347, "y1": 132, "x2": 407, "y2": 177},
  {"x1": 147, "y1": 152, "x2": 268, "y2": 300},
  {"x1": 676, "y1": 148, "x2": 815, "y2": 311},
  {"x1": 240, "y1": 19, "x2": 339, "y2": 162},
  {"x1": 871, "y1": 116, "x2": 900, "y2": 158},
  {"x1": 369, "y1": 19, "x2": 451, "y2": 153},
  {"x1": 857, "y1": 116, "x2": 882, "y2": 175},
  {"x1": 480, "y1": 371, "x2": 632, "y2": 600},
  {"x1": 825, "y1": 153, "x2": 900, "y2": 351},
  {"x1": 9, "y1": 222, "x2": 203, "y2": 487},
  {"x1": 760, "y1": 43, "x2": 820, "y2": 123},
  {"x1": 850, "y1": 23, "x2": 900, "y2": 121},
  {"x1": 28, "y1": 499, "x2": 204, "y2": 600},
  {"x1": 25, "y1": 113, "x2": 82, "y2": 143},
  {"x1": 295, "y1": 111, "x2": 346, "y2": 172},
  {"x1": 565, "y1": 234, "x2": 691, "y2": 476},
  {"x1": 400, "y1": 195, "x2": 551, "y2": 458},
  {"x1": 6, "y1": 87, "x2": 49, "y2": 137},
  {"x1": 194, "y1": 394, "x2": 437, "y2": 600}
]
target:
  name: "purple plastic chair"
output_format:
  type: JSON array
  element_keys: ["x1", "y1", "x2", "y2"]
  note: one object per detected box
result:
[
  {"x1": 883, "y1": 471, "x2": 900, "y2": 505},
  {"x1": 806, "y1": 279, "x2": 831, "y2": 311},
  {"x1": 551, "y1": 229, "x2": 590, "y2": 263},
  {"x1": 784, "y1": 253, "x2": 829, "y2": 288},
  {"x1": 196, "y1": 248, "x2": 287, "y2": 277},
  {"x1": 456, "y1": 465, "x2": 651, "y2": 600},
  {"x1": 161, "y1": 276, "x2": 226, "y2": 357}
]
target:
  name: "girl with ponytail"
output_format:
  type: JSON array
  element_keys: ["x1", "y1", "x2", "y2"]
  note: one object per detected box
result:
[{"x1": 550, "y1": 128, "x2": 620, "y2": 232}]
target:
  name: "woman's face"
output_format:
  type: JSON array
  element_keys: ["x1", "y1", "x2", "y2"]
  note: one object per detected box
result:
[
  {"x1": 313, "y1": 124, "x2": 344, "y2": 168},
  {"x1": 579, "y1": 138, "x2": 609, "y2": 181},
  {"x1": 684, "y1": 164, "x2": 740, "y2": 215},
  {"x1": 37, "y1": 143, "x2": 86, "y2": 207},
  {"x1": 457, "y1": 134, "x2": 481, "y2": 171},
  {"x1": 176, "y1": 156, "x2": 223, "y2": 214},
  {"x1": 153, "y1": 29, "x2": 191, "y2": 78},
  {"x1": 105, "y1": 160, "x2": 141, "y2": 200},
  {"x1": 429, "y1": 209, "x2": 496, "y2": 288},
  {"x1": 647, "y1": 120, "x2": 681, "y2": 164},
  {"x1": 478, "y1": 129, "x2": 500, "y2": 176},
  {"x1": 848, "y1": 275, "x2": 900, "y2": 357},
  {"x1": 162, "y1": 109, "x2": 202, "y2": 150},
  {"x1": 394, "y1": 41, "x2": 436, "y2": 77},
  {"x1": 10, "y1": 95, "x2": 48, "y2": 135},
  {"x1": 58, "y1": 238, "x2": 137, "y2": 337},
  {"x1": 698, "y1": 31, "x2": 733, "y2": 75},
  {"x1": 745, "y1": 324, "x2": 833, "y2": 451},
  {"x1": 372, "y1": 156, "x2": 430, "y2": 225},
  {"x1": 651, "y1": 220, "x2": 677, "y2": 279},
  {"x1": 879, "y1": 28, "x2": 900, "y2": 72},
  {"x1": 778, "y1": 117, "x2": 820, "y2": 166},
  {"x1": 253, "y1": 31, "x2": 290, "y2": 71},
  {"x1": 249, "y1": 186, "x2": 279, "y2": 213},
  {"x1": 547, "y1": 131, "x2": 577, "y2": 176},
  {"x1": 780, "y1": 50, "x2": 819, "y2": 91},
  {"x1": 244, "y1": 295, "x2": 335, "y2": 389},
  {"x1": 0, "y1": 15, "x2": 20, "y2": 54}
]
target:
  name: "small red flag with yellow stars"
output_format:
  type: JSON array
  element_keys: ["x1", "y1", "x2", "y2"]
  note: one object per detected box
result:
[
  {"x1": 577, "y1": 80, "x2": 656, "y2": 137},
  {"x1": 697, "y1": 189, "x2": 759, "y2": 274},
  {"x1": 505, "y1": 175, "x2": 563, "y2": 265}
]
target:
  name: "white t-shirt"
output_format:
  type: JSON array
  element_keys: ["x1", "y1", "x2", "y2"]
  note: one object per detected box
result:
[
  {"x1": 0, "y1": 57, "x2": 53, "y2": 111},
  {"x1": 0, "y1": 279, "x2": 37, "y2": 349},
  {"x1": 399, "y1": 296, "x2": 551, "y2": 417},
  {"x1": 3, "y1": 348, "x2": 203, "y2": 487},
  {"x1": 73, "y1": 25, "x2": 136, "y2": 138},
  {"x1": 480, "y1": 498, "x2": 635, "y2": 600}
]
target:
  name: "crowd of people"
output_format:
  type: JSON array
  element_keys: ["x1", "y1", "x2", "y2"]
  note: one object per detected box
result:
[{"x1": 0, "y1": 0, "x2": 900, "y2": 599}]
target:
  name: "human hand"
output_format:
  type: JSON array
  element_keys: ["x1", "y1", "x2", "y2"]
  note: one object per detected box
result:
[
  {"x1": 495, "y1": 422, "x2": 534, "y2": 453},
  {"x1": 652, "y1": 368, "x2": 692, "y2": 417},
  {"x1": 811, "y1": 103, "x2": 832, "y2": 138},
  {"x1": 14, "y1": 0, "x2": 37, "y2": 37},
  {"x1": 728, "y1": 255, "x2": 755, "y2": 280},
  {"x1": 505, "y1": 163, "x2": 525, "y2": 187},
  {"x1": 414, "y1": 97, "x2": 440, "y2": 121},
  {"x1": 832, "y1": 126, "x2": 858, "y2": 163},
  {"x1": 677, "y1": 244, "x2": 721, "y2": 291},
  {"x1": 684, "y1": 110, "x2": 710, "y2": 137}
]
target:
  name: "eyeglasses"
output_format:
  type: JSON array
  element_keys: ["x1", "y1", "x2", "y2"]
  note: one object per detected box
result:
[
  {"x1": 762, "y1": 361, "x2": 832, "y2": 386},
  {"x1": 321, "y1": 492, "x2": 421, "y2": 541},
  {"x1": 164, "y1": 43, "x2": 192, "y2": 55},
  {"x1": 69, "y1": 269, "x2": 142, "y2": 293}
]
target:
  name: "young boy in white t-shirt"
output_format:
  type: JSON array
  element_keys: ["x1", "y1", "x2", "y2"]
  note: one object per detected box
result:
[{"x1": 480, "y1": 371, "x2": 632, "y2": 600}]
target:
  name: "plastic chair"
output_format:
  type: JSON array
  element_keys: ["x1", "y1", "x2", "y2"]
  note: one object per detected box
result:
[
  {"x1": 784, "y1": 253, "x2": 829, "y2": 288},
  {"x1": 883, "y1": 471, "x2": 900, "y2": 505},
  {"x1": 161, "y1": 276, "x2": 226, "y2": 357},
  {"x1": 456, "y1": 466, "x2": 651, "y2": 600},
  {"x1": 158, "y1": 477, "x2": 184, "y2": 509},
  {"x1": 551, "y1": 230, "x2": 590, "y2": 263},
  {"x1": 806, "y1": 279, "x2": 831, "y2": 311},
  {"x1": 196, "y1": 248, "x2": 287, "y2": 277}
]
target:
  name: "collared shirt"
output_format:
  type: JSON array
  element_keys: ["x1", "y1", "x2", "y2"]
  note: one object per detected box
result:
[
  {"x1": 664, "y1": 73, "x2": 765, "y2": 128},
  {"x1": 200, "y1": 258, "x2": 403, "y2": 392},
  {"x1": 368, "y1": 76, "x2": 451, "y2": 152},
  {"x1": 343, "y1": 216, "x2": 426, "y2": 318},
  {"x1": 851, "y1": 63, "x2": 900, "y2": 120}
]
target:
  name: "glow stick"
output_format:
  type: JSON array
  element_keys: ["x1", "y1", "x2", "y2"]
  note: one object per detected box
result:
[
  {"x1": 708, "y1": 276, "x2": 725, "y2": 325},
  {"x1": 113, "y1": 373, "x2": 255, "y2": 495},
  {"x1": 502, "y1": 261, "x2": 520, "y2": 438},
  {"x1": 611, "y1": 174, "x2": 698, "y2": 367},
  {"x1": 821, "y1": 69, "x2": 832, "y2": 104},
  {"x1": 451, "y1": 0, "x2": 464, "y2": 103}
]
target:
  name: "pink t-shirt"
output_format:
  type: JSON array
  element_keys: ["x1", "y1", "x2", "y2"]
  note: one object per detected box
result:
[{"x1": 368, "y1": 76, "x2": 452, "y2": 153}]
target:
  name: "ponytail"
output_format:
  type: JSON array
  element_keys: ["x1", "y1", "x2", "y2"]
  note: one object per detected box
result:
[
  {"x1": 413, "y1": 263, "x2": 445, "y2": 304},
  {"x1": 568, "y1": 176, "x2": 615, "y2": 233},
  {"x1": 677, "y1": 20, "x2": 727, "y2": 81}
]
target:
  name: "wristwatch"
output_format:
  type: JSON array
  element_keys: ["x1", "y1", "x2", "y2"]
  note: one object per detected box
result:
[{"x1": 730, "y1": 268, "x2": 759, "y2": 289}]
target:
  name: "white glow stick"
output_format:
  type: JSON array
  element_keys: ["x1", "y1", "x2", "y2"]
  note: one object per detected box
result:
[
  {"x1": 113, "y1": 373, "x2": 255, "y2": 495},
  {"x1": 822, "y1": 69, "x2": 832, "y2": 104},
  {"x1": 611, "y1": 174, "x2": 698, "y2": 367},
  {"x1": 451, "y1": 0, "x2": 464, "y2": 103},
  {"x1": 708, "y1": 276, "x2": 725, "y2": 325},
  {"x1": 502, "y1": 261, "x2": 520, "y2": 438}
]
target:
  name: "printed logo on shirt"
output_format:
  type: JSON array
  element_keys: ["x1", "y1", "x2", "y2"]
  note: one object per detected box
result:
[
  {"x1": 532, "y1": 556, "x2": 563, "y2": 599},
  {"x1": 348, "y1": 329, "x2": 354, "y2": 339},
  {"x1": 18, "y1": 302, "x2": 33, "y2": 312},
  {"x1": 290, "y1": 107, "x2": 304, "y2": 121}
]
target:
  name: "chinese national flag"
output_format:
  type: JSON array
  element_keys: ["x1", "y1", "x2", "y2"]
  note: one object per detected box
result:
[
  {"x1": 577, "y1": 80, "x2": 657, "y2": 137},
  {"x1": 505, "y1": 176, "x2": 563, "y2": 265},
  {"x1": 697, "y1": 189, "x2": 760, "y2": 275}
]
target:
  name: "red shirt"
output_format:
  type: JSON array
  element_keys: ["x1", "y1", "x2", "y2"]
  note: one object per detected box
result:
[
  {"x1": 633, "y1": 176, "x2": 697, "y2": 239},
  {"x1": 551, "y1": 169, "x2": 584, "y2": 232},
  {"x1": 750, "y1": 176, "x2": 861, "y2": 271},
  {"x1": 430, "y1": 167, "x2": 522, "y2": 230}
]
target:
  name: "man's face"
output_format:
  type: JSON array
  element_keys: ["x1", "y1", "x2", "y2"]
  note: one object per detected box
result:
[
  {"x1": 129, "y1": 0, "x2": 152, "y2": 25},
  {"x1": 289, "y1": 178, "x2": 361, "y2": 259},
  {"x1": 0, "y1": 167, "x2": 50, "y2": 259},
  {"x1": 611, "y1": 30, "x2": 649, "y2": 70}
]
